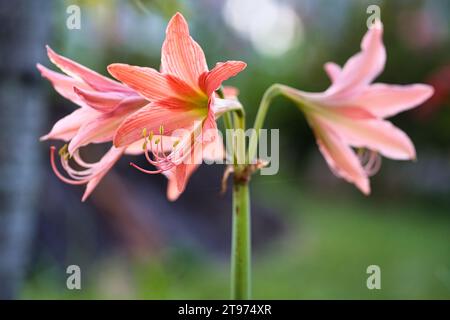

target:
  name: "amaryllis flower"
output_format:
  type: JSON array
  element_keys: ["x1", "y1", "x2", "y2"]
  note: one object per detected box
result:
[
  {"x1": 107, "y1": 12, "x2": 246, "y2": 200},
  {"x1": 280, "y1": 21, "x2": 433, "y2": 194},
  {"x1": 38, "y1": 46, "x2": 149, "y2": 200}
]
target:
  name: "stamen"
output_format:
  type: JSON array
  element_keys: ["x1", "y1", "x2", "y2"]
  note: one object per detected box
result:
[
  {"x1": 50, "y1": 146, "x2": 91, "y2": 185},
  {"x1": 358, "y1": 148, "x2": 382, "y2": 176}
]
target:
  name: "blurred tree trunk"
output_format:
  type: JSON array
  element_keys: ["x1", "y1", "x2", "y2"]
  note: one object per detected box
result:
[{"x1": 0, "y1": 0, "x2": 51, "y2": 299}]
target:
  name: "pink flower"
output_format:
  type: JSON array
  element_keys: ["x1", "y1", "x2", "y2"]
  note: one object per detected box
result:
[
  {"x1": 107, "y1": 13, "x2": 246, "y2": 200},
  {"x1": 281, "y1": 22, "x2": 433, "y2": 194},
  {"x1": 38, "y1": 46, "x2": 149, "y2": 201}
]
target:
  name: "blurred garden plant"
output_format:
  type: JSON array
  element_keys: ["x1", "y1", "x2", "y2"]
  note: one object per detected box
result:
[{"x1": 38, "y1": 13, "x2": 433, "y2": 299}]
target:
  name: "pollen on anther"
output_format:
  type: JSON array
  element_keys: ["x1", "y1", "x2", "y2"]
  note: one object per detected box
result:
[{"x1": 142, "y1": 128, "x2": 148, "y2": 138}]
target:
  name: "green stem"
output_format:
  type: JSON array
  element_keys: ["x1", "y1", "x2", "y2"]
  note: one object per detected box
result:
[
  {"x1": 248, "y1": 84, "x2": 284, "y2": 162},
  {"x1": 231, "y1": 180, "x2": 251, "y2": 300}
]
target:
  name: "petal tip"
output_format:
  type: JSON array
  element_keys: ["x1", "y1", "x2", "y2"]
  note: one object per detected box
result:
[
  {"x1": 358, "y1": 179, "x2": 371, "y2": 196},
  {"x1": 167, "y1": 12, "x2": 189, "y2": 35}
]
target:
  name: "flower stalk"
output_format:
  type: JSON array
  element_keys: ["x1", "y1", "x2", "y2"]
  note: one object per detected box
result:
[{"x1": 231, "y1": 176, "x2": 251, "y2": 300}]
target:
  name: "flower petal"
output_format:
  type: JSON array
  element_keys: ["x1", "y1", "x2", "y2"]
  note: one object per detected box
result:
[
  {"x1": 73, "y1": 86, "x2": 141, "y2": 113},
  {"x1": 40, "y1": 107, "x2": 99, "y2": 141},
  {"x1": 311, "y1": 116, "x2": 370, "y2": 194},
  {"x1": 113, "y1": 103, "x2": 204, "y2": 147},
  {"x1": 68, "y1": 98, "x2": 145, "y2": 154},
  {"x1": 321, "y1": 110, "x2": 416, "y2": 160},
  {"x1": 200, "y1": 61, "x2": 247, "y2": 96},
  {"x1": 81, "y1": 147, "x2": 125, "y2": 201},
  {"x1": 46, "y1": 46, "x2": 127, "y2": 93},
  {"x1": 324, "y1": 62, "x2": 342, "y2": 83},
  {"x1": 164, "y1": 163, "x2": 199, "y2": 201},
  {"x1": 37, "y1": 63, "x2": 90, "y2": 107},
  {"x1": 351, "y1": 83, "x2": 434, "y2": 118},
  {"x1": 160, "y1": 12, "x2": 208, "y2": 88},
  {"x1": 108, "y1": 63, "x2": 177, "y2": 101},
  {"x1": 327, "y1": 21, "x2": 386, "y2": 97}
]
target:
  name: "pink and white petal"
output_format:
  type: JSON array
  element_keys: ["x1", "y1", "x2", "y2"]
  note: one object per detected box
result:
[
  {"x1": 311, "y1": 117, "x2": 370, "y2": 194},
  {"x1": 73, "y1": 86, "x2": 135, "y2": 113},
  {"x1": 211, "y1": 97, "x2": 242, "y2": 117},
  {"x1": 81, "y1": 146, "x2": 126, "y2": 201},
  {"x1": 160, "y1": 13, "x2": 208, "y2": 88},
  {"x1": 324, "y1": 62, "x2": 342, "y2": 83},
  {"x1": 46, "y1": 46, "x2": 127, "y2": 93},
  {"x1": 108, "y1": 64, "x2": 176, "y2": 101},
  {"x1": 68, "y1": 115, "x2": 124, "y2": 154},
  {"x1": 40, "y1": 107, "x2": 99, "y2": 141},
  {"x1": 200, "y1": 61, "x2": 247, "y2": 96},
  {"x1": 68, "y1": 98, "x2": 145, "y2": 154},
  {"x1": 321, "y1": 111, "x2": 416, "y2": 160},
  {"x1": 113, "y1": 103, "x2": 204, "y2": 147},
  {"x1": 351, "y1": 83, "x2": 434, "y2": 118},
  {"x1": 327, "y1": 21, "x2": 386, "y2": 97},
  {"x1": 37, "y1": 64, "x2": 90, "y2": 107}
]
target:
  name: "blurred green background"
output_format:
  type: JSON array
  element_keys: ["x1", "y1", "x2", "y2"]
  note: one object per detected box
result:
[{"x1": 0, "y1": 0, "x2": 449, "y2": 299}]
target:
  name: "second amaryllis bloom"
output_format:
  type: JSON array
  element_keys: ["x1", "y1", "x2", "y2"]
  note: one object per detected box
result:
[
  {"x1": 108, "y1": 12, "x2": 246, "y2": 200},
  {"x1": 279, "y1": 21, "x2": 433, "y2": 194},
  {"x1": 38, "y1": 46, "x2": 150, "y2": 201}
]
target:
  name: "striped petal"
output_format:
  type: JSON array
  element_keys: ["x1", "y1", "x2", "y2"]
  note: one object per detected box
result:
[
  {"x1": 200, "y1": 61, "x2": 247, "y2": 96},
  {"x1": 160, "y1": 13, "x2": 208, "y2": 88},
  {"x1": 108, "y1": 63, "x2": 177, "y2": 101},
  {"x1": 37, "y1": 63, "x2": 90, "y2": 107},
  {"x1": 113, "y1": 103, "x2": 205, "y2": 147},
  {"x1": 46, "y1": 46, "x2": 128, "y2": 93}
]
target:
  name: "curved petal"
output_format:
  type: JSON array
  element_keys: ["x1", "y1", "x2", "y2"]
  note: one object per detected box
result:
[
  {"x1": 81, "y1": 147, "x2": 125, "y2": 201},
  {"x1": 73, "y1": 86, "x2": 137, "y2": 113},
  {"x1": 211, "y1": 97, "x2": 242, "y2": 117},
  {"x1": 108, "y1": 63, "x2": 176, "y2": 101},
  {"x1": 113, "y1": 103, "x2": 205, "y2": 147},
  {"x1": 46, "y1": 46, "x2": 128, "y2": 93},
  {"x1": 350, "y1": 83, "x2": 434, "y2": 118},
  {"x1": 320, "y1": 110, "x2": 416, "y2": 160},
  {"x1": 37, "y1": 63, "x2": 90, "y2": 107},
  {"x1": 160, "y1": 12, "x2": 208, "y2": 88},
  {"x1": 311, "y1": 116, "x2": 370, "y2": 194},
  {"x1": 40, "y1": 107, "x2": 99, "y2": 141},
  {"x1": 327, "y1": 21, "x2": 386, "y2": 96},
  {"x1": 200, "y1": 61, "x2": 247, "y2": 96},
  {"x1": 68, "y1": 98, "x2": 145, "y2": 154},
  {"x1": 164, "y1": 163, "x2": 199, "y2": 201},
  {"x1": 324, "y1": 62, "x2": 342, "y2": 83}
]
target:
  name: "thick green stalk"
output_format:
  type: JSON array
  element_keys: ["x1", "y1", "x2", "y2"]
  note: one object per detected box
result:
[{"x1": 231, "y1": 179, "x2": 251, "y2": 300}]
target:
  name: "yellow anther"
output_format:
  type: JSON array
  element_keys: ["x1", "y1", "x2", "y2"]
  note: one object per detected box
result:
[
  {"x1": 142, "y1": 139, "x2": 148, "y2": 150},
  {"x1": 154, "y1": 138, "x2": 160, "y2": 145},
  {"x1": 58, "y1": 144, "x2": 68, "y2": 157},
  {"x1": 172, "y1": 140, "x2": 180, "y2": 148},
  {"x1": 148, "y1": 131, "x2": 154, "y2": 141},
  {"x1": 142, "y1": 128, "x2": 147, "y2": 138},
  {"x1": 159, "y1": 125, "x2": 164, "y2": 135}
]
